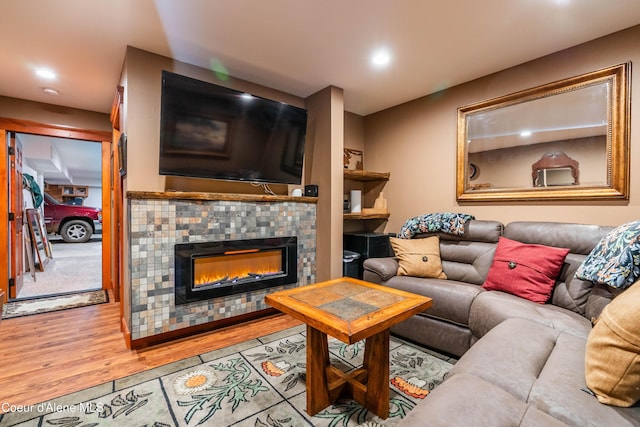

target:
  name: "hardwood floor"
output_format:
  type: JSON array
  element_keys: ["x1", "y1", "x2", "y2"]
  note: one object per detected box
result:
[{"x1": 0, "y1": 294, "x2": 301, "y2": 411}]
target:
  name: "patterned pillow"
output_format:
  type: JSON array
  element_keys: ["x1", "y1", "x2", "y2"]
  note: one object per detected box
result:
[
  {"x1": 397, "y1": 212, "x2": 475, "y2": 239},
  {"x1": 575, "y1": 220, "x2": 640, "y2": 289}
]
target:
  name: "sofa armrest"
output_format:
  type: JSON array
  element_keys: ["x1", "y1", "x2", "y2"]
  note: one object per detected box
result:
[{"x1": 363, "y1": 257, "x2": 399, "y2": 283}]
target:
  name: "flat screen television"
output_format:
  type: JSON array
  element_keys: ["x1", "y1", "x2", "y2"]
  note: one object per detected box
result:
[{"x1": 159, "y1": 71, "x2": 307, "y2": 185}]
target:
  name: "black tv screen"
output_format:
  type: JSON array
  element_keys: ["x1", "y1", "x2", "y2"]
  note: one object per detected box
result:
[{"x1": 159, "y1": 71, "x2": 307, "y2": 185}]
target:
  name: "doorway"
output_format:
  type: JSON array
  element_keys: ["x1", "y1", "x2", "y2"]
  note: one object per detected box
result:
[
  {"x1": 18, "y1": 134, "x2": 103, "y2": 299},
  {"x1": 0, "y1": 120, "x2": 113, "y2": 306}
]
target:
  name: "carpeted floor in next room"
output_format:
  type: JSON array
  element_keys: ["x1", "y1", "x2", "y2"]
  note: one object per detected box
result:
[{"x1": 0, "y1": 325, "x2": 456, "y2": 427}]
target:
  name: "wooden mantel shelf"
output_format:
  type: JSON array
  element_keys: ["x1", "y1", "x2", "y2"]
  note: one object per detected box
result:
[{"x1": 127, "y1": 190, "x2": 318, "y2": 203}]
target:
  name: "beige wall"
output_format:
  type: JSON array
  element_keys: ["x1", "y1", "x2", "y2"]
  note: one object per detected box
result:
[
  {"x1": 343, "y1": 112, "x2": 370, "y2": 233},
  {"x1": 306, "y1": 86, "x2": 345, "y2": 280},
  {"x1": 364, "y1": 25, "x2": 640, "y2": 230},
  {"x1": 345, "y1": 111, "x2": 365, "y2": 152}
]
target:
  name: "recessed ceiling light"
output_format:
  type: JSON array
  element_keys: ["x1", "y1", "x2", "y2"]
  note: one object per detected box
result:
[
  {"x1": 35, "y1": 68, "x2": 56, "y2": 79},
  {"x1": 371, "y1": 49, "x2": 392, "y2": 68},
  {"x1": 43, "y1": 87, "x2": 59, "y2": 96}
]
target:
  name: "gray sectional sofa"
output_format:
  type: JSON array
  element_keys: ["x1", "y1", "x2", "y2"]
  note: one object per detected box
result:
[{"x1": 363, "y1": 220, "x2": 640, "y2": 426}]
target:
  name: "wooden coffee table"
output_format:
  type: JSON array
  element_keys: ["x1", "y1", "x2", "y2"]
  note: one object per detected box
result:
[{"x1": 264, "y1": 277, "x2": 432, "y2": 418}]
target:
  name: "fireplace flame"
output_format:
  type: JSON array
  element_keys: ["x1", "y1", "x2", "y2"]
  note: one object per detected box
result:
[{"x1": 194, "y1": 250, "x2": 283, "y2": 287}]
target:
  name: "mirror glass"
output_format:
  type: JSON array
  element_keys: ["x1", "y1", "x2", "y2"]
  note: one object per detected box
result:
[
  {"x1": 457, "y1": 63, "x2": 630, "y2": 202},
  {"x1": 535, "y1": 167, "x2": 574, "y2": 187}
]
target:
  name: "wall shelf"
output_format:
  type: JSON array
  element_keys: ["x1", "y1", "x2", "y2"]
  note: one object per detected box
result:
[
  {"x1": 343, "y1": 169, "x2": 390, "y2": 227},
  {"x1": 45, "y1": 184, "x2": 89, "y2": 202},
  {"x1": 343, "y1": 170, "x2": 390, "y2": 182},
  {"x1": 343, "y1": 212, "x2": 390, "y2": 220}
]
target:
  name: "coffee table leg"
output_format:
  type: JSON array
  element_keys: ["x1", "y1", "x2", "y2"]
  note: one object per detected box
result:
[
  {"x1": 364, "y1": 328, "x2": 390, "y2": 419},
  {"x1": 306, "y1": 325, "x2": 331, "y2": 415}
]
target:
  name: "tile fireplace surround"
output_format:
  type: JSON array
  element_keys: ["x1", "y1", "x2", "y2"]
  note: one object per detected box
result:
[{"x1": 128, "y1": 192, "x2": 317, "y2": 341}]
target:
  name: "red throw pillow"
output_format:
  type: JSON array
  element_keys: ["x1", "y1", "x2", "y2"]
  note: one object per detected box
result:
[{"x1": 482, "y1": 237, "x2": 570, "y2": 304}]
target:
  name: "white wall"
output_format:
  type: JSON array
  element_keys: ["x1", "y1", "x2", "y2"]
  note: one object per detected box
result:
[
  {"x1": 22, "y1": 164, "x2": 41, "y2": 210},
  {"x1": 83, "y1": 187, "x2": 102, "y2": 208}
]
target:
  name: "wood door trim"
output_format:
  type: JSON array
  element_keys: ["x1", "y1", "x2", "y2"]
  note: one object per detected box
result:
[
  {"x1": 0, "y1": 118, "x2": 110, "y2": 141},
  {"x1": 0, "y1": 130, "x2": 7, "y2": 303},
  {"x1": 0, "y1": 118, "x2": 113, "y2": 304}
]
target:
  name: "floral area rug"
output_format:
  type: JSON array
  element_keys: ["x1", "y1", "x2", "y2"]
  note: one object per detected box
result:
[
  {"x1": 1, "y1": 290, "x2": 108, "y2": 319},
  {"x1": 0, "y1": 325, "x2": 454, "y2": 427}
]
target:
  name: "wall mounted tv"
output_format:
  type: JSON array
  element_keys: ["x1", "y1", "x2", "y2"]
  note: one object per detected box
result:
[{"x1": 159, "y1": 71, "x2": 307, "y2": 185}]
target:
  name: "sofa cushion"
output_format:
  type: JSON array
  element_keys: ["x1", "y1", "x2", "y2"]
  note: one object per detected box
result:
[
  {"x1": 551, "y1": 253, "x2": 595, "y2": 316},
  {"x1": 482, "y1": 236, "x2": 569, "y2": 303},
  {"x1": 576, "y1": 220, "x2": 640, "y2": 290},
  {"x1": 395, "y1": 373, "x2": 568, "y2": 427},
  {"x1": 585, "y1": 280, "x2": 640, "y2": 407},
  {"x1": 391, "y1": 313, "x2": 472, "y2": 358},
  {"x1": 440, "y1": 241, "x2": 497, "y2": 286},
  {"x1": 453, "y1": 318, "x2": 561, "y2": 401},
  {"x1": 529, "y1": 329, "x2": 640, "y2": 427},
  {"x1": 505, "y1": 221, "x2": 615, "y2": 315},
  {"x1": 469, "y1": 291, "x2": 593, "y2": 340},
  {"x1": 585, "y1": 283, "x2": 622, "y2": 324},
  {"x1": 385, "y1": 276, "x2": 482, "y2": 326},
  {"x1": 390, "y1": 236, "x2": 446, "y2": 279},
  {"x1": 448, "y1": 318, "x2": 640, "y2": 427},
  {"x1": 504, "y1": 221, "x2": 614, "y2": 256}
]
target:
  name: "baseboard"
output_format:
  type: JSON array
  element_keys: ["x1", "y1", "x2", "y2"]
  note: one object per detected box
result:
[
  {"x1": 121, "y1": 316, "x2": 132, "y2": 350},
  {"x1": 129, "y1": 308, "x2": 279, "y2": 349}
]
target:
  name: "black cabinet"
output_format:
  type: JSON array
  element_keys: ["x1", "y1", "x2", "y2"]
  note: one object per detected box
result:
[{"x1": 343, "y1": 232, "x2": 394, "y2": 279}]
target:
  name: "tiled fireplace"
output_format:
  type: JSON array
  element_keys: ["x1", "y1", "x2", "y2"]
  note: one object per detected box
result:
[{"x1": 128, "y1": 192, "x2": 316, "y2": 341}]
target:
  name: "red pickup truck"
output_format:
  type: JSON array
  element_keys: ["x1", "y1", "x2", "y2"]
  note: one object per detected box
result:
[{"x1": 43, "y1": 192, "x2": 102, "y2": 243}]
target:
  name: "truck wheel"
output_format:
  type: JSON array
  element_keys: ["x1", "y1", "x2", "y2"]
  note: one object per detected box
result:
[{"x1": 60, "y1": 220, "x2": 92, "y2": 243}]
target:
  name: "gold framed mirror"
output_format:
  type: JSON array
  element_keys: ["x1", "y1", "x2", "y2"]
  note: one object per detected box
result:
[{"x1": 457, "y1": 62, "x2": 630, "y2": 202}]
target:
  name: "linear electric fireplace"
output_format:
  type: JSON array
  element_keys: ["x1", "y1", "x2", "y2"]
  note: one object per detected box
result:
[{"x1": 175, "y1": 237, "x2": 297, "y2": 305}]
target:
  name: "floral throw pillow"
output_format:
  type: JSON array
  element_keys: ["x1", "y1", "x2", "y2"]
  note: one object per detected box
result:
[
  {"x1": 397, "y1": 212, "x2": 475, "y2": 239},
  {"x1": 575, "y1": 220, "x2": 640, "y2": 289}
]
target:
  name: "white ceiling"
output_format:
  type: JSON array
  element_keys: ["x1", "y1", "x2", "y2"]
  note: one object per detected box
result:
[
  {"x1": 2, "y1": 0, "x2": 640, "y2": 117},
  {"x1": 3, "y1": 1, "x2": 640, "y2": 185},
  {"x1": 18, "y1": 134, "x2": 102, "y2": 187}
]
